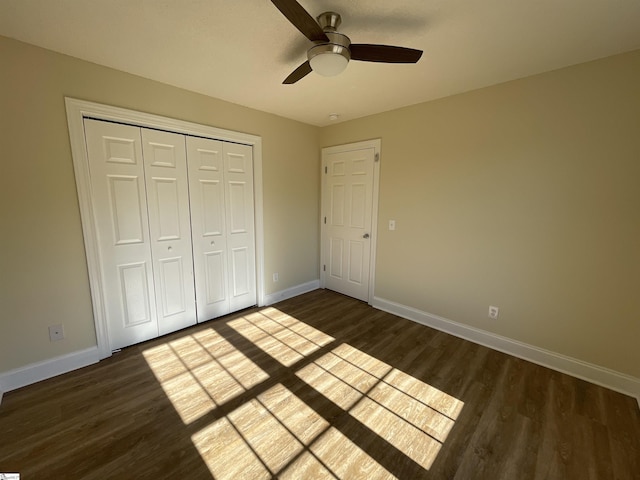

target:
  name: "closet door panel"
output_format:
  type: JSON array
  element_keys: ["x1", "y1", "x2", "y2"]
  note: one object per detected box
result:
[
  {"x1": 230, "y1": 246, "x2": 250, "y2": 297},
  {"x1": 205, "y1": 251, "x2": 226, "y2": 303},
  {"x1": 142, "y1": 129, "x2": 196, "y2": 335},
  {"x1": 187, "y1": 136, "x2": 230, "y2": 321},
  {"x1": 224, "y1": 143, "x2": 257, "y2": 311},
  {"x1": 84, "y1": 119, "x2": 159, "y2": 349},
  {"x1": 118, "y1": 262, "x2": 153, "y2": 326},
  {"x1": 200, "y1": 179, "x2": 225, "y2": 235}
]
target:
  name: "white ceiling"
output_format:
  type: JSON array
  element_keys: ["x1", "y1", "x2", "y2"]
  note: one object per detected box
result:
[{"x1": 1, "y1": 0, "x2": 640, "y2": 126}]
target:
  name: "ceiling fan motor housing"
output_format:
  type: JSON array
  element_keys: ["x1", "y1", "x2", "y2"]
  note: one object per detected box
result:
[
  {"x1": 308, "y1": 12, "x2": 351, "y2": 77},
  {"x1": 307, "y1": 32, "x2": 351, "y2": 76},
  {"x1": 308, "y1": 31, "x2": 351, "y2": 60}
]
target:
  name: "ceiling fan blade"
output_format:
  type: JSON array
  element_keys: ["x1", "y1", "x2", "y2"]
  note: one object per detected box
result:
[
  {"x1": 350, "y1": 44, "x2": 423, "y2": 63},
  {"x1": 271, "y1": 0, "x2": 329, "y2": 42},
  {"x1": 283, "y1": 61, "x2": 313, "y2": 84}
]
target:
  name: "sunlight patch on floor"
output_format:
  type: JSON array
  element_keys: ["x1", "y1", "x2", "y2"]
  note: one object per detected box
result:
[
  {"x1": 296, "y1": 343, "x2": 464, "y2": 471},
  {"x1": 295, "y1": 350, "x2": 390, "y2": 410},
  {"x1": 191, "y1": 383, "x2": 330, "y2": 479},
  {"x1": 281, "y1": 427, "x2": 395, "y2": 479},
  {"x1": 227, "y1": 309, "x2": 335, "y2": 366},
  {"x1": 257, "y1": 382, "x2": 330, "y2": 444},
  {"x1": 142, "y1": 330, "x2": 269, "y2": 424},
  {"x1": 145, "y1": 307, "x2": 464, "y2": 478},
  {"x1": 191, "y1": 383, "x2": 394, "y2": 480},
  {"x1": 191, "y1": 416, "x2": 272, "y2": 480}
]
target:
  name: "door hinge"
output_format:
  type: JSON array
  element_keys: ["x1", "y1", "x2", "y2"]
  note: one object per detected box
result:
[
  {"x1": 324, "y1": 216, "x2": 326, "y2": 224},
  {"x1": 375, "y1": 153, "x2": 380, "y2": 162},
  {"x1": 323, "y1": 265, "x2": 326, "y2": 272},
  {"x1": 325, "y1": 166, "x2": 328, "y2": 174}
]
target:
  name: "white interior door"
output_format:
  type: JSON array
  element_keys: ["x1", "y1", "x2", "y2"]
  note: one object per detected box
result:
[
  {"x1": 84, "y1": 119, "x2": 159, "y2": 349},
  {"x1": 322, "y1": 141, "x2": 379, "y2": 302},
  {"x1": 141, "y1": 128, "x2": 196, "y2": 335}
]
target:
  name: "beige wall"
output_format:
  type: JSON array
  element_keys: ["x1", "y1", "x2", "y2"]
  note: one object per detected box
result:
[
  {"x1": 0, "y1": 36, "x2": 320, "y2": 372},
  {"x1": 2, "y1": 32, "x2": 638, "y2": 383},
  {"x1": 320, "y1": 50, "x2": 640, "y2": 378}
]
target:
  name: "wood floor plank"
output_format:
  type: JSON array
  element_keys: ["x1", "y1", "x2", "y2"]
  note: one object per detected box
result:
[{"x1": 1, "y1": 289, "x2": 638, "y2": 479}]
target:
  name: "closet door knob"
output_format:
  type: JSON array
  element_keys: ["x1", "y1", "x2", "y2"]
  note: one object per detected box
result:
[{"x1": 363, "y1": 233, "x2": 370, "y2": 239}]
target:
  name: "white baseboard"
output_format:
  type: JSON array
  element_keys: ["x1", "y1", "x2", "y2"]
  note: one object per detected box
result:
[
  {"x1": 263, "y1": 280, "x2": 320, "y2": 306},
  {"x1": 0, "y1": 279, "x2": 322, "y2": 403},
  {"x1": 3, "y1": 297, "x2": 637, "y2": 411},
  {"x1": 372, "y1": 296, "x2": 640, "y2": 405},
  {"x1": 0, "y1": 346, "x2": 100, "y2": 402}
]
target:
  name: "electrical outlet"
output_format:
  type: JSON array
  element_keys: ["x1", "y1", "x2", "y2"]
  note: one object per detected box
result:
[
  {"x1": 488, "y1": 306, "x2": 499, "y2": 320},
  {"x1": 49, "y1": 324, "x2": 65, "y2": 341},
  {"x1": 273, "y1": 272, "x2": 279, "y2": 282}
]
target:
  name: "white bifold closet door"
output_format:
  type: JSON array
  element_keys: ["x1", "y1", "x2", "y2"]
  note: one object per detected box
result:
[
  {"x1": 186, "y1": 136, "x2": 256, "y2": 322},
  {"x1": 140, "y1": 128, "x2": 197, "y2": 336},
  {"x1": 85, "y1": 120, "x2": 160, "y2": 349},
  {"x1": 84, "y1": 119, "x2": 255, "y2": 350},
  {"x1": 85, "y1": 119, "x2": 197, "y2": 349}
]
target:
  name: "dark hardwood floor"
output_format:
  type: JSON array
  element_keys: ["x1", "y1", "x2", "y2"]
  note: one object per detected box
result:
[{"x1": 1, "y1": 289, "x2": 639, "y2": 479}]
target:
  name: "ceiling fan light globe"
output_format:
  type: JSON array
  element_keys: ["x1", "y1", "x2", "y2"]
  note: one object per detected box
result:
[{"x1": 310, "y1": 52, "x2": 349, "y2": 76}]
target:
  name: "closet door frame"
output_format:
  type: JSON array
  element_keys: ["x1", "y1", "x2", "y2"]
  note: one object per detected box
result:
[{"x1": 65, "y1": 97, "x2": 265, "y2": 360}]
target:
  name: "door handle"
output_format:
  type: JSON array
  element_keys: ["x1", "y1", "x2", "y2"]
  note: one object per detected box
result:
[{"x1": 363, "y1": 233, "x2": 370, "y2": 239}]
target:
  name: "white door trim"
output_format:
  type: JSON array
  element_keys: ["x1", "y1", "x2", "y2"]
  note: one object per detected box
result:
[
  {"x1": 320, "y1": 139, "x2": 381, "y2": 304},
  {"x1": 65, "y1": 97, "x2": 265, "y2": 359}
]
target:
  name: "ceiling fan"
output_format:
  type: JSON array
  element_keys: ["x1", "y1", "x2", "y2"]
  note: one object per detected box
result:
[{"x1": 271, "y1": 0, "x2": 423, "y2": 84}]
